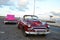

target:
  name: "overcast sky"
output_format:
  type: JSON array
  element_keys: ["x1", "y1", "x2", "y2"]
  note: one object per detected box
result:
[{"x1": 0, "y1": 0, "x2": 60, "y2": 17}]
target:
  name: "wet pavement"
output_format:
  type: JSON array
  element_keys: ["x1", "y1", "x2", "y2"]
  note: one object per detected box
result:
[{"x1": 0, "y1": 18, "x2": 60, "y2": 40}]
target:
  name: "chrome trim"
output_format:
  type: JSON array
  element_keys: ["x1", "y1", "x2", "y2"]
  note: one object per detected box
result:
[
  {"x1": 25, "y1": 31, "x2": 50, "y2": 34},
  {"x1": 48, "y1": 25, "x2": 50, "y2": 27},
  {"x1": 4, "y1": 21, "x2": 8, "y2": 23},
  {"x1": 4, "y1": 21, "x2": 17, "y2": 23}
]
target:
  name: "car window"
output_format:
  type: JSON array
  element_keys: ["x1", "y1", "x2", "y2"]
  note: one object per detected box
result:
[{"x1": 24, "y1": 15, "x2": 38, "y2": 20}]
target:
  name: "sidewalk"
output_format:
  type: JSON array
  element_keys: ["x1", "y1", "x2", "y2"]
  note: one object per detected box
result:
[{"x1": 48, "y1": 23, "x2": 60, "y2": 27}]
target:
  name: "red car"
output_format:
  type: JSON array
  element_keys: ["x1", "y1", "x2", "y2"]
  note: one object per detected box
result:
[
  {"x1": 18, "y1": 15, "x2": 50, "y2": 36},
  {"x1": 4, "y1": 14, "x2": 18, "y2": 24}
]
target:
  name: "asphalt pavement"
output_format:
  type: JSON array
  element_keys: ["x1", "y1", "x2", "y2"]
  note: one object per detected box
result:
[{"x1": 0, "y1": 18, "x2": 60, "y2": 40}]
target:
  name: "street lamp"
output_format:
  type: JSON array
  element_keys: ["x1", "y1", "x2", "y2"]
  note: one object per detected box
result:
[{"x1": 33, "y1": 0, "x2": 35, "y2": 15}]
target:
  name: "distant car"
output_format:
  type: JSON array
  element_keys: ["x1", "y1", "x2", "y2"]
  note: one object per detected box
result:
[
  {"x1": 4, "y1": 14, "x2": 18, "y2": 24},
  {"x1": 18, "y1": 15, "x2": 50, "y2": 36}
]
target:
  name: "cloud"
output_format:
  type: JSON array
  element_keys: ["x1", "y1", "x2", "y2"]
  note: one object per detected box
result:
[
  {"x1": 0, "y1": 0, "x2": 29, "y2": 11},
  {"x1": 0, "y1": 0, "x2": 14, "y2": 6},
  {"x1": 0, "y1": 0, "x2": 9, "y2": 5},
  {"x1": 18, "y1": 0, "x2": 29, "y2": 6},
  {"x1": 36, "y1": 0, "x2": 48, "y2": 2},
  {"x1": 16, "y1": 0, "x2": 29, "y2": 11}
]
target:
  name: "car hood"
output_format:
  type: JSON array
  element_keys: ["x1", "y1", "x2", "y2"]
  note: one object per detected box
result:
[
  {"x1": 5, "y1": 17, "x2": 16, "y2": 21},
  {"x1": 26, "y1": 20, "x2": 42, "y2": 26}
]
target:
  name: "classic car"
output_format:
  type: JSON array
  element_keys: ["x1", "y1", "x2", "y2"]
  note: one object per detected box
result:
[
  {"x1": 18, "y1": 15, "x2": 50, "y2": 36},
  {"x1": 4, "y1": 14, "x2": 18, "y2": 24}
]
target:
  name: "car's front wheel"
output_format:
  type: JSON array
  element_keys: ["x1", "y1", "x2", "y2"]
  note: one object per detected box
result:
[
  {"x1": 22, "y1": 27, "x2": 28, "y2": 37},
  {"x1": 42, "y1": 34, "x2": 46, "y2": 36}
]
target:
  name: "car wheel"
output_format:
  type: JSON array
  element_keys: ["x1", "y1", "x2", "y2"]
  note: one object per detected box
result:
[
  {"x1": 22, "y1": 27, "x2": 28, "y2": 37},
  {"x1": 42, "y1": 34, "x2": 46, "y2": 36}
]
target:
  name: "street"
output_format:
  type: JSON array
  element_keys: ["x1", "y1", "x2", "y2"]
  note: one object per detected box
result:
[{"x1": 0, "y1": 18, "x2": 60, "y2": 40}]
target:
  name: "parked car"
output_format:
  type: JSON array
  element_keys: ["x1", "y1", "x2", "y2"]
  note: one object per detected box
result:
[
  {"x1": 4, "y1": 14, "x2": 18, "y2": 24},
  {"x1": 18, "y1": 15, "x2": 50, "y2": 36}
]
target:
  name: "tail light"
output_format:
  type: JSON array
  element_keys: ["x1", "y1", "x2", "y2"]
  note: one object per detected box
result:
[{"x1": 28, "y1": 24, "x2": 31, "y2": 28}]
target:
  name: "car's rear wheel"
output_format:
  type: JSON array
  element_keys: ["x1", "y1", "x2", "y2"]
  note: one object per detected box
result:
[{"x1": 22, "y1": 26, "x2": 28, "y2": 37}]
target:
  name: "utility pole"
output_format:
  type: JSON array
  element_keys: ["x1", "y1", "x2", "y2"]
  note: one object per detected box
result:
[{"x1": 33, "y1": 0, "x2": 35, "y2": 15}]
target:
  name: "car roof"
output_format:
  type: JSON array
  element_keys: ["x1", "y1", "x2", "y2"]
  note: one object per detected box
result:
[{"x1": 23, "y1": 15, "x2": 37, "y2": 17}]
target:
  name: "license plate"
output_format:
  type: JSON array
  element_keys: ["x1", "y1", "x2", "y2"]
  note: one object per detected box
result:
[
  {"x1": 34, "y1": 29, "x2": 46, "y2": 32},
  {"x1": 37, "y1": 32, "x2": 45, "y2": 34},
  {"x1": 37, "y1": 31, "x2": 45, "y2": 32},
  {"x1": 9, "y1": 21, "x2": 15, "y2": 22}
]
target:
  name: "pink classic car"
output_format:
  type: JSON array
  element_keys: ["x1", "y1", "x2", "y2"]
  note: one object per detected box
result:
[{"x1": 4, "y1": 14, "x2": 18, "y2": 24}]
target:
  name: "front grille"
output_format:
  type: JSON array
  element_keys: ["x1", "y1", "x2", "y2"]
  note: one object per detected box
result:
[
  {"x1": 33, "y1": 28, "x2": 46, "y2": 29},
  {"x1": 33, "y1": 27, "x2": 46, "y2": 29},
  {"x1": 33, "y1": 29, "x2": 47, "y2": 32}
]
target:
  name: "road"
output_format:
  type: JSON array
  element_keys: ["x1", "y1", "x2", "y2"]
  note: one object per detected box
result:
[{"x1": 0, "y1": 18, "x2": 60, "y2": 40}]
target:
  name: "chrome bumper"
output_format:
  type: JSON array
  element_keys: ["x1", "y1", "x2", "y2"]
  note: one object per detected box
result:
[
  {"x1": 4, "y1": 21, "x2": 17, "y2": 23},
  {"x1": 25, "y1": 31, "x2": 50, "y2": 34}
]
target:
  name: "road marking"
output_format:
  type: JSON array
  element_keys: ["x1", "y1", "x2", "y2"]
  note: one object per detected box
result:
[{"x1": 0, "y1": 31, "x2": 5, "y2": 33}]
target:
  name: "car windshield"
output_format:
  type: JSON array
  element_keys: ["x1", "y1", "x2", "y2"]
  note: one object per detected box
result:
[{"x1": 24, "y1": 15, "x2": 38, "y2": 20}]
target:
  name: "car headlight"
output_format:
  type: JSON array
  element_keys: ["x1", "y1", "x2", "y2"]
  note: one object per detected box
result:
[
  {"x1": 28, "y1": 24, "x2": 31, "y2": 27},
  {"x1": 48, "y1": 25, "x2": 50, "y2": 27}
]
